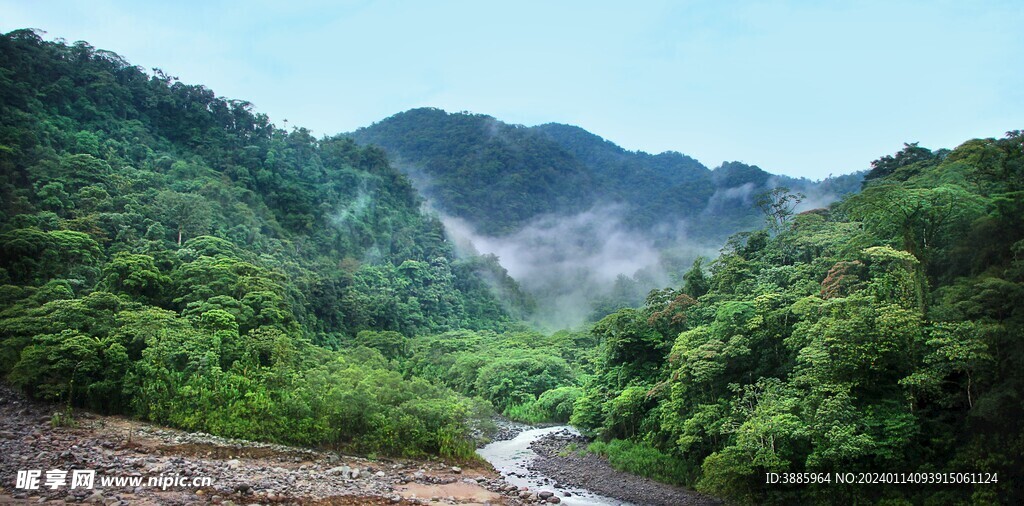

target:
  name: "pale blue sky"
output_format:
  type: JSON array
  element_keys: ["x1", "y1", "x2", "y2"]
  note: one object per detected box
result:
[{"x1": 2, "y1": 0, "x2": 1021, "y2": 178}]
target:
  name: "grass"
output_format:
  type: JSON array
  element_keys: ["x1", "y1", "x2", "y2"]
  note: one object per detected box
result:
[
  {"x1": 558, "y1": 441, "x2": 585, "y2": 457},
  {"x1": 50, "y1": 404, "x2": 76, "y2": 428}
]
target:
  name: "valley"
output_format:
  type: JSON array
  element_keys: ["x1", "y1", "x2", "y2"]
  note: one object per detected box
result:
[{"x1": 1, "y1": 28, "x2": 1022, "y2": 505}]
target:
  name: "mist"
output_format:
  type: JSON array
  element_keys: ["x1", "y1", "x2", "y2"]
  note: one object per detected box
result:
[
  {"x1": 395, "y1": 153, "x2": 855, "y2": 331},
  {"x1": 440, "y1": 205, "x2": 717, "y2": 330},
  {"x1": 433, "y1": 180, "x2": 849, "y2": 330}
]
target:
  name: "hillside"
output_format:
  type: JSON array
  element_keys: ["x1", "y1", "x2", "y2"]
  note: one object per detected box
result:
[
  {"x1": 350, "y1": 107, "x2": 863, "y2": 241},
  {"x1": 351, "y1": 108, "x2": 863, "y2": 327},
  {"x1": 569, "y1": 131, "x2": 1024, "y2": 504},
  {"x1": 0, "y1": 28, "x2": 532, "y2": 457}
]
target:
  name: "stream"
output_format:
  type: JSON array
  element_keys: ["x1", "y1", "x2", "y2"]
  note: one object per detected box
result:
[{"x1": 477, "y1": 425, "x2": 635, "y2": 506}]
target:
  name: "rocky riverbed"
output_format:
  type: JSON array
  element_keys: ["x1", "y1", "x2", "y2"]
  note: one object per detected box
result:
[
  {"x1": 0, "y1": 385, "x2": 530, "y2": 505},
  {"x1": 527, "y1": 429, "x2": 720, "y2": 506},
  {"x1": 1, "y1": 386, "x2": 720, "y2": 506},
  {"x1": 479, "y1": 418, "x2": 533, "y2": 447}
]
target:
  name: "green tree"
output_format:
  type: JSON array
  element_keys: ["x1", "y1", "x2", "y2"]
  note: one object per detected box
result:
[
  {"x1": 154, "y1": 190, "x2": 214, "y2": 245},
  {"x1": 99, "y1": 252, "x2": 169, "y2": 303},
  {"x1": 755, "y1": 186, "x2": 806, "y2": 234}
]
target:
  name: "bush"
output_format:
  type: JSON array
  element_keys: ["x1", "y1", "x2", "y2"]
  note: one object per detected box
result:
[
  {"x1": 503, "y1": 386, "x2": 584, "y2": 423},
  {"x1": 535, "y1": 386, "x2": 583, "y2": 422},
  {"x1": 588, "y1": 439, "x2": 690, "y2": 485},
  {"x1": 505, "y1": 397, "x2": 548, "y2": 424}
]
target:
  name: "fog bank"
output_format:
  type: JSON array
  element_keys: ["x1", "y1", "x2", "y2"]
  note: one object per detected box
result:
[{"x1": 441, "y1": 205, "x2": 717, "y2": 330}]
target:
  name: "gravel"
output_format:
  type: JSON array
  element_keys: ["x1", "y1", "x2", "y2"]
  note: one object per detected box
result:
[
  {"x1": 0, "y1": 384, "x2": 526, "y2": 505},
  {"x1": 527, "y1": 428, "x2": 721, "y2": 506}
]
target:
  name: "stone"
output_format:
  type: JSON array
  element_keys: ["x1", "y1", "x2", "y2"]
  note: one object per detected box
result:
[
  {"x1": 450, "y1": 466, "x2": 462, "y2": 474},
  {"x1": 226, "y1": 459, "x2": 241, "y2": 470},
  {"x1": 539, "y1": 491, "x2": 554, "y2": 499},
  {"x1": 326, "y1": 465, "x2": 350, "y2": 476}
]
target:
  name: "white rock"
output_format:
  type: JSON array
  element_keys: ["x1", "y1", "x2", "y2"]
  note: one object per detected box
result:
[{"x1": 327, "y1": 465, "x2": 350, "y2": 476}]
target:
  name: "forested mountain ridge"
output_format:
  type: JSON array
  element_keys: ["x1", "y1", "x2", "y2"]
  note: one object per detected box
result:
[
  {"x1": 349, "y1": 107, "x2": 596, "y2": 235},
  {"x1": 350, "y1": 107, "x2": 864, "y2": 239},
  {"x1": 351, "y1": 108, "x2": 863, "y2": 328},
  {"x1": 0, "y1": 28, "x2": 531, "y2": 457}
]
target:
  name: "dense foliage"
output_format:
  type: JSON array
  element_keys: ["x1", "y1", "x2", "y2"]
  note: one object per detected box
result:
[
  {"x1": 571, "y1": 132, "x2": 1024, "y2": 503},
  {"x1": 351, "y1": 108, "x2": 863, "y2": 241},
  {"x1": 0, "y1": 29, "x2": 532, "y2": 457},
  {"x1": 401, "y1": 329, "x2": 593, "y2": 423},
  {"x1": 3, "y1": 28, "x2": 1020, "y2": 505}
]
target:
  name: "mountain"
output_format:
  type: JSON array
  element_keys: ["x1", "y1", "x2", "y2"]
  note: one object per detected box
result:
[
  {"x1": 350, "y1": 108, "x2": 863, "y2": 327},
  {"x1": 347, "y1": 108, "x2": 594, "y2": 235},
  {"x1": 350, "y1": 107, "x2": 864, "y2": 241}
]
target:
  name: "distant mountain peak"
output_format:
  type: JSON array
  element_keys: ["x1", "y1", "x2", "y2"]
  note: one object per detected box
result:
[{"x1": 350, "y1": 108, "x2": 862, "y2": 240}]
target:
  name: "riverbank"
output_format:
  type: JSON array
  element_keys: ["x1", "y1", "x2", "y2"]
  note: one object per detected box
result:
[
  {"x1": 0, "y1": 385, "x2": 517, "y2": 505},
  {"x1": 478, "y1": 426, "x2": 624, "y2": 505},
  {"x1": 2, "y1": 385, "x2": 718, "y2": 506},
  {"x1": 527, "y1": 428, "x2": 720, "y2": 506},
  {"x1": 480, "y1": 418, "x2": 534, "y2": 447}
]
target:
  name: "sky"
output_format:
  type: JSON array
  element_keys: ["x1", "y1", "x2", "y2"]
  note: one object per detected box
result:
[{"x1": 1, "y1": 0, "x2": 1021, "y2": 179}]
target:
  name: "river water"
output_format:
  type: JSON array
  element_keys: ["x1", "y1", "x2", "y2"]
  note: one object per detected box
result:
[{"x1": 477, "y1": 425, "x2": 635, "y2": 506}]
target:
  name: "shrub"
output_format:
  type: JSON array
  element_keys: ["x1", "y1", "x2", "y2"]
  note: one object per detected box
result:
[{"x1": 588, "y1": 439, "x2": 690, "y2": 485}]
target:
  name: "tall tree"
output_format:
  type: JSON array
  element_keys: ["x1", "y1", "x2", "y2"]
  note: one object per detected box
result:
[
  {"x1": 153, "y1": 190, "x2": 214, "y2": 245},
  {"x1": 755, "y1": 186, "x2": 805, "y2": 234}
]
